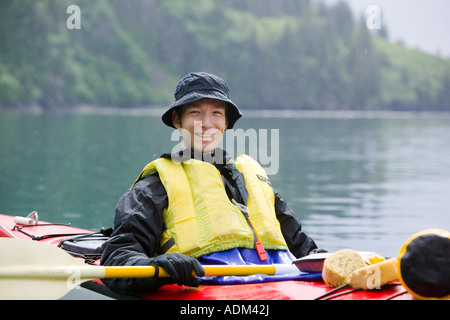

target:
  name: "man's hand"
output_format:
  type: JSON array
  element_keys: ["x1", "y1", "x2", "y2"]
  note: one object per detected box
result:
[{"x1": 153, "y1": 253, "x2": 205, "y2": 287}]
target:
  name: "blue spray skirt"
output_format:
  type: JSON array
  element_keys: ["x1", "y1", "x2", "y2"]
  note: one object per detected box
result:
[{"x1": 197, "y1": 248, "x2": 322, "y2": 285}]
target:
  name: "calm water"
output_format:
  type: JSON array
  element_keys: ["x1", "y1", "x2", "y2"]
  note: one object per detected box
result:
[{"x1": 1, "y1": 111, "x2": 449, "y2": 257}]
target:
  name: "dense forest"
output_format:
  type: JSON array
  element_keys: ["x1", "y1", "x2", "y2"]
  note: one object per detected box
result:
[{"x1": 1, "y1": 0, "x2": 449, "y2": 111}]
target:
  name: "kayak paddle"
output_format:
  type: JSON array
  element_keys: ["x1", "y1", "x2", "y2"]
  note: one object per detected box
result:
[{"x1": 0, "y1": 238, "x2": 299, "y2": 300}]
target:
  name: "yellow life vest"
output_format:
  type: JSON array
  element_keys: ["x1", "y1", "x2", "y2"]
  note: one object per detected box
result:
[{"x1": 133, "y1": 154, "x2": 288, "y2": 258}]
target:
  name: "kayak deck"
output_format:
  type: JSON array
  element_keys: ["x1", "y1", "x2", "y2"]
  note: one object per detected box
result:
[
  {"x1": 140, "y1": 279, "x2": 409, "y2": 300},
  {"x1": 0, "y1": 213, "x2": 413, "y2": 300}
]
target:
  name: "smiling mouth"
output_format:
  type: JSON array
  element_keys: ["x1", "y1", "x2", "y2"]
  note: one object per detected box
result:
[{"x1": 195, "y1": 133, "x2": 215, "y2": 142}]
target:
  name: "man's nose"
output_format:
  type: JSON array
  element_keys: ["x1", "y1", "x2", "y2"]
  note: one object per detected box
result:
[{"x1": 200, "y1": 114, "x2": 214, "y2": 129}]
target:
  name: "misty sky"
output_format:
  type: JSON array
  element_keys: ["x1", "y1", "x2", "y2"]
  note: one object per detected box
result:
[{"x1": 318, "y1": 0, "x2": 450, "y2": 58}]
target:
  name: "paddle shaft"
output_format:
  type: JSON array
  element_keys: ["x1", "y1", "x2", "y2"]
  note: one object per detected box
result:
[
  {"x1": 106, "y1": 264, "x2": 278, "y2": 278},
  {"x1": 0, "y1": 264, "x2": 298, "y2": 280}
]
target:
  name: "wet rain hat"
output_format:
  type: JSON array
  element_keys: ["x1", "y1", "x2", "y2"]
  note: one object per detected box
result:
[{"x1": 162, "y1": 72, "x2": 242, "y2": 129}]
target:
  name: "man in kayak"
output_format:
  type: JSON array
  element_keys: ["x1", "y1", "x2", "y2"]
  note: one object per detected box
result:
[{"x1": 101, "y1": 72, "x2": 324, "y2": 295}]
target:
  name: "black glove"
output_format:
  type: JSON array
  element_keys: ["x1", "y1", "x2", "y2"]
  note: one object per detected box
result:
[{"x1": 152, "y1": 253, "x2": 205, "y2": 287}]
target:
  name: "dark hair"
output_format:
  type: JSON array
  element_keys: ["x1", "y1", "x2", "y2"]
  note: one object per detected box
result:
[
  {"x1": 173, "y1": 103, "x2": 229, "y2": 126},
  {"x1": 174, "y1": 106, "x2": 183, "y2": 122}
]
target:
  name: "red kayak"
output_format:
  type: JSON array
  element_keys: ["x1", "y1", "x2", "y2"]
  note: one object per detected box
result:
[{"x1": 0, "y1": 213, "x2": 413, "y2": 300}]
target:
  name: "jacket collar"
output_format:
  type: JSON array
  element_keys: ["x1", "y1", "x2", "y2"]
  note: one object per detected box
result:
[{"x1": 161, "y1": 148, "x2": 234, "y2": 167}]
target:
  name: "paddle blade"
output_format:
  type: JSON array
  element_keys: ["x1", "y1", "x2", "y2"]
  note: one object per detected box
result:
[
  {"x1": 1, "y1": 278, "x2": 78, "y2": 300},
  {"x1": 0, "y1": 238, "x2": 91, "y2": 300},
  {"x1": 0, "y1": 238, "x2": 86, "y2": 267}
]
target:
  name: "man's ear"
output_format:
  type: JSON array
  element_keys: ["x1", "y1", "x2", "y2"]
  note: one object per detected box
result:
[{"x1": 172, "y1": 109, "x2": 181, "y2": 129}]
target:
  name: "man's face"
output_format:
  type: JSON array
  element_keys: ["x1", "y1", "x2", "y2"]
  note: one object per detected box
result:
[{"x1": 172, "y1": 98, "x2": 228, "y2": 153}]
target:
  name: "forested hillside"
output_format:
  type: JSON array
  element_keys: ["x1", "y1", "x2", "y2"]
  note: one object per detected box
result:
[{"x1": 1, "y1": 0, "x2": 449, "y2": 111}]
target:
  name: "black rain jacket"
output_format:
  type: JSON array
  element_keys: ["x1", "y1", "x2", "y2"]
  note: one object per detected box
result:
[{"x1": 100, "y1": 149, "x2": 324, "y2": 295}]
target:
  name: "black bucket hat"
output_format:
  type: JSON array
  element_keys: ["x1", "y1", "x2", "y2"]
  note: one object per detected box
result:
[{"x1": 162, "y1": 72, "x2": 242, "y2": 129}]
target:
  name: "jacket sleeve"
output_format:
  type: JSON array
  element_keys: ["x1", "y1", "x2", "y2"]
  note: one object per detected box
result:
[
  {"x1": 274, "y1": 189, "x2": 326, "y2": 258},
  {"x1": 100, "y1": 174, "x2": 173, "y2": 295}
]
